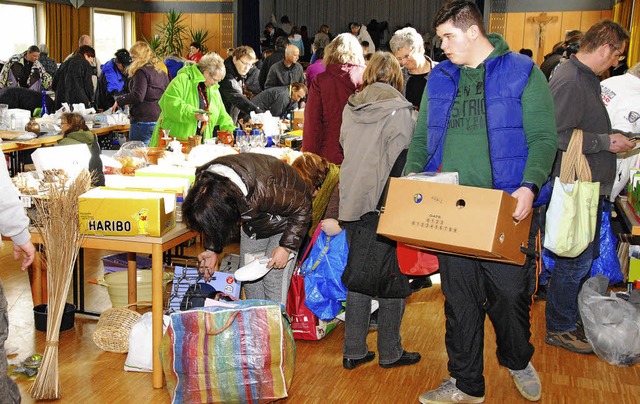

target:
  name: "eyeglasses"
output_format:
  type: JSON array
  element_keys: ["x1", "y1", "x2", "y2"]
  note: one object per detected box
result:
[
  {"x1": 609, "y1": 44, "x2": 626, "y2": 62},
  {"x1": 396, "y1": 54, "x2": 411, "y2": 63},
  {"x1": 237, "y1": 59, "x2": 255, "y2": 67}
]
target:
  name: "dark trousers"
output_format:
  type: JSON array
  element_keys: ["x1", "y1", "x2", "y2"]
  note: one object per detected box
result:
[{"x1": 439, "y1": 232, "x2": 537, "y2": 397}]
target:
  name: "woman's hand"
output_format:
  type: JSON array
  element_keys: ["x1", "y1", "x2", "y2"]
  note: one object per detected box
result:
[
  {"x1": 321, "y1": 219, "x2": 342, "y2": 236},
  {"x1": 197, "y1": 250, "x2": 218, "y2": 281},
  {"x1": 268, "y1": 246, "x2": 293, "y2": 270},
  {"x1": 110, "y1": 101, "x2": 119, "y2": 113},
  {"x1": 195, "y1": 113, "x2": 210, "y2": 123}
]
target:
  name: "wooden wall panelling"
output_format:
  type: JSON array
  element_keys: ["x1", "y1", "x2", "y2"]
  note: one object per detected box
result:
[
  {"x1": 580, "y1": 10, "x2": 605, "y2": 32},
  {"x1": 139, "y1": 11, "x2": 230, "y2": 56},
  {"x1": 496, "y1": 8, "x2": 618, "y2": 66},
  {"x1": 504, "y1": 12, "x2": 525, "y2": 55},
  {"x1": 559, "y1": 11, "x2": 583, "y2": 41}
]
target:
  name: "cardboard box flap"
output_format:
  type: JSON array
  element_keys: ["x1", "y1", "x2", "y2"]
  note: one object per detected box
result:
[
  {"x1": 32, "y1": 144, "x2": 91, "y2": 180},
  {"x1": 82, "y1": 188, "x2": 175, "y2": 213},
  {"x1": 104, "y1": 174, "x2": 190, "y2": 195}
]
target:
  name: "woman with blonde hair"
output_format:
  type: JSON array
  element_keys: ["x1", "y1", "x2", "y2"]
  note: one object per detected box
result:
[
  {"x1": 112, "y1": 41, "x2": 170, "y2": 145},
  {"x1": 302, "y1": 33, "x2": 366, "y2": 164},
  {"x1": 326, "y1": 52, "x2": 420, "y2": 369}
]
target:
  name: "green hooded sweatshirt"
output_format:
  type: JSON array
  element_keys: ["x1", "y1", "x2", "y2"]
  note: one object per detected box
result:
[{"x1": 149, "y1": 63, "x2": 235, "y2": 147}]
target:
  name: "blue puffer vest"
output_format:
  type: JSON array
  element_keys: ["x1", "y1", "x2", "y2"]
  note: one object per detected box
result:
[{"x1": 426, "y1": 53, "x2": 533, "y2": 194}]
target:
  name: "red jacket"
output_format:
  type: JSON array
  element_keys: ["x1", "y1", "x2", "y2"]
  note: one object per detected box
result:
[{"x1": 302, "y1": 63, "x2": 365, "y2": 164}]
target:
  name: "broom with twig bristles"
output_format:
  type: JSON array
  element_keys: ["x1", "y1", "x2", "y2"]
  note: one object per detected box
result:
[{"x1": 28, "y1": 169, "x2": 91, "y2": 400}]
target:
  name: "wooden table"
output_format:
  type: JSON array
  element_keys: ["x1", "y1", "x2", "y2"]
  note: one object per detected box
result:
[
  {"x1": 31, "y1": 222, "x2": 197, "y2": 388},
  {"x1": 2, "y1": 124, "x2": 130, "y2": 175}
]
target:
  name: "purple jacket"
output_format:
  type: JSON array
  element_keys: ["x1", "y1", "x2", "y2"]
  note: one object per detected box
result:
[
  {"x1": 305, "y1": 59, "x2": 326, "y2": 89},
  {"x1": 302, "y1": 63, "x2": 365, "y2": 164},
  {"x1": 116, "y1": 65, "x2": 169, "y2": 123}
]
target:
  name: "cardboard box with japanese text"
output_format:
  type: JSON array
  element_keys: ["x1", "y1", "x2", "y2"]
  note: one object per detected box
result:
[
  {"x1": 377, "y1": 178, "x2": 531, "y2": 265},
  {"x1": 79, "y1": 188, "x2": 176, "y2": 237}
]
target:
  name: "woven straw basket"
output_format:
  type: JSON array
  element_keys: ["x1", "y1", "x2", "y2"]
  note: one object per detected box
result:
[{"x1": 92, "y1": 304, "x2": 145, "y2": 353}]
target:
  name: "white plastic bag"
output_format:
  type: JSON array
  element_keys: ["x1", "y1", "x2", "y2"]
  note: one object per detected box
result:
[
  {"x1": 578, "y1": 274, "x2": 640, "y2": 366},
  {"x1": 124, "y1": 312, "x2": 170, "y2": 372}
]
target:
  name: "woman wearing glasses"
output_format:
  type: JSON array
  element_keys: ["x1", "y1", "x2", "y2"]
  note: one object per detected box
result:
[
  {"x1": 390, "y1": 27, "x2": 437, "y2": 110},
  {"x1": 149, "y1": 52, "x2": 235, "y2": 146},
  {"x1": 183, "y1": 152, "x2": 329, "y2": 305}
]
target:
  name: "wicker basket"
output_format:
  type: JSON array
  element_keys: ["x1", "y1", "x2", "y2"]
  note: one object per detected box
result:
[{"x1": 92, "y1": 304, "x2": 145, "y2": 353}]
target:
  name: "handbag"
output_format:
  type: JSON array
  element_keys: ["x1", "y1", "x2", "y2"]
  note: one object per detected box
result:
[
  {"x1": 544, "y1": 129, "x2": 600, "y2": 257},
  {"x1": 159, "y1": 300, "x2": 295, "y2": 403},
  {"x1": 286, "y1": 226, "x2": 342, "y2": 340},
  {"x1": 396, "y1": 242, "x2": 439, "y2": 276},
  {"x1": 300, "y1": 224, "x2": 349, "y2": 321},
  {"x1": 341, "y1": 212, "x2": 411, "y2": 298}
]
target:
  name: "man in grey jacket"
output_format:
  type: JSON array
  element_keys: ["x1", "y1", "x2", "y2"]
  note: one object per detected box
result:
[
  {"x1": 0, "y1": 160, "x2": 36, "y2": 403},
  {"x1": 546, "y1": 20, "x2": 633, "y2": 355},
  {"x1": 264, "y1": 45, "x2": 305, "y2": 89}
]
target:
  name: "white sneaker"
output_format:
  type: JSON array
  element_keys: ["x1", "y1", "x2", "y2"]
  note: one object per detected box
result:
[
  {"x1": 509, "y1": 362, "x2": 541, "y2": 401},
  {"x1": 234, "y1": 257, "x2": 271, "y2": 282},
  {"x1": 419, "y1": 378, "x2": 484, "y2": 403}
]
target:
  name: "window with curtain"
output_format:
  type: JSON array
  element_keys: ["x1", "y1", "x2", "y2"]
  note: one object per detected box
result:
[
  {"x1": 93, "y1": 11, "x2": 125, "y2": 65},
  {"x1": 0, "y1": 3, "x2": 36, "y2": 61}
]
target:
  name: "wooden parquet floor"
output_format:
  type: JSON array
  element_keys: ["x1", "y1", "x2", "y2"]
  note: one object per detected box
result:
[{"x1": 1, "y1": 241, "x2": 640, "y2": 403}]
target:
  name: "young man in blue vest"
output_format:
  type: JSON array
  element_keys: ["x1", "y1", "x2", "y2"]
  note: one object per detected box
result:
[{"x1": 405, "y1": 1, "x2": 557, "y2": 402}]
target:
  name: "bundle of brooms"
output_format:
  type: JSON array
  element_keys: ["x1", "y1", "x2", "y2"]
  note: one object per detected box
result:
[{"x1": 28, "y1": 170, "x2": 91, "y2": 400}]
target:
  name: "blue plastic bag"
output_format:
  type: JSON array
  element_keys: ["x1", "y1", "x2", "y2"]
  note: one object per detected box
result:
[
  {"x1": 543, "y1": 206, "x2": 623, "y2": 285},
  {"x1": 300, "y1": 230, "x2": 349, "y2": 321}
]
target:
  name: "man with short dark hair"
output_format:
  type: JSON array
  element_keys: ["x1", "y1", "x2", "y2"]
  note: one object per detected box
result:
[
  {"x1": 545, "y1": 20, "x2": 633, "y2": 356},
  {"x1": 407, "y1": 1, "x2": 557, "y2": 402},
  {"x1": 0, "y1": 45, "x2": 52, "y2": 90},
  {"x1": 264, "y1": 44, "x2": 305, "y2": 89}
]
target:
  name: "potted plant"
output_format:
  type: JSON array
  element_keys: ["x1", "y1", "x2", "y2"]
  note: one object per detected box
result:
[{"x1": 155, "y1": 9, "x2": 188, "y2": 57}]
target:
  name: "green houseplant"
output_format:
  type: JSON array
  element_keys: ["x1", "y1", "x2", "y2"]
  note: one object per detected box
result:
[{"x1": 155, "y1": 9, "x2": 188, "y2": 57}]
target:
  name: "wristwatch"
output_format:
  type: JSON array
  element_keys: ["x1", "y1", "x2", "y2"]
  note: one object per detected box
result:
[{"x1": 521, "y1": 182, "x2": 539, "y2": 197}]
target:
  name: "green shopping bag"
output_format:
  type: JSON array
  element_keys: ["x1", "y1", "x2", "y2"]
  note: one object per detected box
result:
[{"x1": 544, "y1": 129, "x2": 600, "y2": 257}]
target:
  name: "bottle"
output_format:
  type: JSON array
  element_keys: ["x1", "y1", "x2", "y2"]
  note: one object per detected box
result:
[
  {"x1": 41, "y1": 90, "x2": 48, "y2": 117},
  {"x1": 175, "y1": 195, "x2": 184, "y2": 222},
  {"x1": 10, "y1": 113, "x2": 15, "y2": 130}
]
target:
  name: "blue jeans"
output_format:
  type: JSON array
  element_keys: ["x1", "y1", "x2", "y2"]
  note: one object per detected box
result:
[
  {"x1": 545, "y1": 199, "x2": 603, "y2": 333},
  {"x1": 342, "y1": 290, "x2": 406, "y2": 364},
  {"x1": 128, "y1": 122, "x2": 156, "y2": 146}
]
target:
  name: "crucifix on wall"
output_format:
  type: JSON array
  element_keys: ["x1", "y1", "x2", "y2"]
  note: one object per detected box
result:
[{"x1": 527, "y1": 12, "x2": 558, "y2": 63}]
